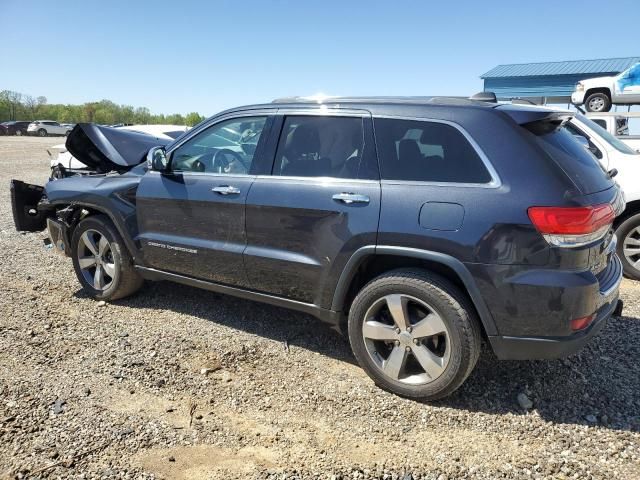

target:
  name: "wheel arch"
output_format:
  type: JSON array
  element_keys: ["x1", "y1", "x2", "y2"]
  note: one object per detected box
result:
[
  {"x1": 52, "y1": 201, "x2": 140, "y2": 262},
  {"x1": 615, "y1": 199, "x2": 640, "y2": 228},
  {"x1": 331, "y1": 246, "x2": 497, "y2": 336},
  {"x1": 585, "y1": 87, "x2": 612, "y2": 100}
]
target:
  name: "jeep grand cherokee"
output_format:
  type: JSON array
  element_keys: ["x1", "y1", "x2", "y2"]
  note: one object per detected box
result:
[{"x1": 11, "y1": 95, "x2": 625, "y2": 400}]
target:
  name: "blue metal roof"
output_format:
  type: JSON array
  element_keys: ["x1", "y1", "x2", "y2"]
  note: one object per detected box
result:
[{"x1": 481, "y1": 57, "x2": 640, "y2": 78}]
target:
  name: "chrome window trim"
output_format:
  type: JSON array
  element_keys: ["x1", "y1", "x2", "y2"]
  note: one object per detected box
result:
[
  {"x1": 373, "y1": 114, "x2": 502, "y2": 189},
  {"x1": 254, "y1": 175, "x2": 378, "y2": 185}
]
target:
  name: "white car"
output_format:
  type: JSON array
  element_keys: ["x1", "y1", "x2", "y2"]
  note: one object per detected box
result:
[
  {"x1": 50, "y1": 124, "x2": 189, "y2": 178},
  {"x1": 28, "y1": 120, "x2": 73, "y2": 137},
  {"x1": 565, "y1": 114, "x2": 640, "y2": 279},
  {"x1": 583, "y1": 112, "x2": 640, "y2": 152},
  {"x1": 571, "y1": 62, "x2": 640, "y2": 112}
]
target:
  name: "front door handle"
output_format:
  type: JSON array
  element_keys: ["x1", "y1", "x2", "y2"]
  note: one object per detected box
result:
[
  {"x1": 212, "y1": 185, "x2": 240, "y2": 195},
  {"x1": 332, "y1": 192, "x2": 370, "y2": 204}
]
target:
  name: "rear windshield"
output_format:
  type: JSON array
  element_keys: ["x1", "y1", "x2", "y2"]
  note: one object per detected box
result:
[{"x1": 528, "y1": 123, "x2": 613, "y2": 194}]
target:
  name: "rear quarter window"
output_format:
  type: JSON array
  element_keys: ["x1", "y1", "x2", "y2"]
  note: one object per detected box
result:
[{"x1": 374, "y1": 118, "x2": 493, "y2": 184}]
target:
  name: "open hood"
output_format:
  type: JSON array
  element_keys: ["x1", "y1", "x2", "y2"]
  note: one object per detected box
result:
[{"x1": 65, "y1": 123, "x2": 171, "y2": 173}]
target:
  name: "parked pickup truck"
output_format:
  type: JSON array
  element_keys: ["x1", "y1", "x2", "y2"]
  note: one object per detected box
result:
[
  {"x1": 584, "y1": 112, "x2": 640, "y2": 152},
  {"x1": 572, "y1": 62, "x2": 640, "y2": 112},
  {"x1": 565, "y1": 114, "x2": 640, "y2": 280}
]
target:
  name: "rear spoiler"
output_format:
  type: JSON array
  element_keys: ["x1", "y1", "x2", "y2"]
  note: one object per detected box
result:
[{"x1": 495, "y1": 105, "x2": 571, "y2": 135}]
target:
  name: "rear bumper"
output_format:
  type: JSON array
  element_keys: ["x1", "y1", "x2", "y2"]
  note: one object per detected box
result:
[
  {"x1": 489, "y1": 297, "x2": 620, "y2": 360},
  {"x1": 489, "y1": 253, "x2": 623, "y2": 360}
]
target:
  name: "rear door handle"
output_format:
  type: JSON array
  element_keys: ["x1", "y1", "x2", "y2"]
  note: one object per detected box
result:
[
  {"x1": 212, "y1": 185, "x2": 240, "y2": 195},
  {"x1": 332, "y1": 192, "x2": 370, "y2": 204}
]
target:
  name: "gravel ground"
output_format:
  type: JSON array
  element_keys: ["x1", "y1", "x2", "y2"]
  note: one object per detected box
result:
[{"x1": 0, "y1": 136, "x2": 639, "y2": 480}]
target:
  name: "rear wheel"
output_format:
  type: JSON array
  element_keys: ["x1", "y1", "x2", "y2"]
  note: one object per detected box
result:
[
  {"x1": 15, "y1": 129, "x2": 22, "y2": 136},
  {"x1": 585, "y1": 92, "x2": 611, "y2": 112},
  {"x1": 348, "y1": 269, "x2": 481, "y2": 400},
  {"x1": 71, "y1": 215, "x2": 143, "y2": 301},
  {"x1": 37, "y1": 128, "x2": 47, "y2": 137},
  {"x1": 616, "y1": 212, "x2": 640, "y2": 280}
]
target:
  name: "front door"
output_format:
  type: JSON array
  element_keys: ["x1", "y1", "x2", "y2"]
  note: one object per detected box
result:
[
  {"x1": 136, "y1": 113, "x2": 273, "y2": 287},
  {"x1": 244, "y1": 111, "x2": 381, "y2": 308}
]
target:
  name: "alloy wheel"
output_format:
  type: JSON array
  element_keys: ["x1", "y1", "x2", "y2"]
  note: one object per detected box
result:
[
  {"x1": 362, "y1": 294, "x2": 451, "y2": 385},
  {"x1": 77, "y1": 229, "x2": 116, "y2": 291},
  {"x1": 588, "y1": 97, "x2": 605, "y2": 112},
  {"x1": 623, "y1": 226, "x2": 640, "y2": 271}
]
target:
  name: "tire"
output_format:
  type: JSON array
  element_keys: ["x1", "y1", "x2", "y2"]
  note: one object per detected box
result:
[
  {"x1": 71, "y1": 215, "x2": 143, "y2": 301},
  {"x1": 585, "y1": 92, "x2": 611, "y2": 112},
  {"x1": 348, "y1": 269, "x2": 481, "y2": 401},
  {"x1": 15, "y1": 129, "x2": 22, "y2": 136},
  {"x1": 38, "y1": 128, "x2": 47, "y2": 137},
  {"x1": 616, "y1": 212, "x2": 640, "y2": 280}
]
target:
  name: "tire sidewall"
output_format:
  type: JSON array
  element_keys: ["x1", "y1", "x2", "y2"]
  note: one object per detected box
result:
[
  {"x1": 348, "y1": 275, "x2": 469, "y2": 399},
  {"x1": 38, "y1": 129, "x2": 47, "y2": 137},
  {"x1": 71, "y1": 217, "x2": 126, "y2": 300},
  {"x1": 616, "y1": 213, "x2": 640, "y2": 280}
]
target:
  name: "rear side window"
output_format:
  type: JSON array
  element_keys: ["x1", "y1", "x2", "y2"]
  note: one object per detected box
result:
[
  {"x1": 529, "y1": 125, "x2": 612, "y2": 194},
  {"x1": 273, "y1": 116, "x2": 365, "y2": 178},
  {"x1": 374, "y1": 118, "x2": 492, "y2": 183}
]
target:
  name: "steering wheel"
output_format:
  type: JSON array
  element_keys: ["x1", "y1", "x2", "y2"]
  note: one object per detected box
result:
[{"x1": 212, "y1": 148, "x2": 248, "y2": 174}]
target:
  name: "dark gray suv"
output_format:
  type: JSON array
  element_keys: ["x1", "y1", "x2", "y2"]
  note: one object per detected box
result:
[{"x1": 11, "y1": 96, "x2": 625, "y2": 400}]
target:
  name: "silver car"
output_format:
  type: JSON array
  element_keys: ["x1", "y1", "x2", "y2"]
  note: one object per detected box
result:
[{"x1": 27, "y1": 120, "x2": 72, "y2": 137}]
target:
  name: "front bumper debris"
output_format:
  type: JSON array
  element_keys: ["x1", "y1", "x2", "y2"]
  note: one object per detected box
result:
[{"x1": 10, "y1": 180, "x2": 48, "y2": 232}]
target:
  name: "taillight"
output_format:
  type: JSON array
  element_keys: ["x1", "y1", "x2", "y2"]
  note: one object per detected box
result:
[{"x1": 528, "y1": 204, "x2": 615, "y2": 248}]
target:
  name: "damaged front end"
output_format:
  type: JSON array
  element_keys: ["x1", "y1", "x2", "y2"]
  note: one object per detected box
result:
[
  {"x1": 10, "y1": 180, "x2": 52, "y2": 232},
  {"x1": 11, "y1": 179, "x2": 76, "y2": 255},
  {"x1": 11, "y1": 123, "x2": 167, "y2": 253}
]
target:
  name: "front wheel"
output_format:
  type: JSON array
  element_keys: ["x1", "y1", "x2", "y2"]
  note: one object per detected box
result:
[
  {"x1": 71, "y1": 215, "x2": 143, "y2": 301},
  {"x1": 616, "y1": 213, "x2": 640, "y2": 280},
  {"x1": 15, "y1": 129, "x2": 23, "y2": 136},
  {"x1": 348, "y1": 269, "x2": 481, "y2": 401},
  {"x1": 37, "y1": 128, "x2": 47, "y2": 137},
  {"x1": 585, "y1": 92, "x2": 611, "y2": 112}
]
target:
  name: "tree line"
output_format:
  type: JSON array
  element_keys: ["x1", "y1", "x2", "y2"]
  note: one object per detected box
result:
[{"x1": 0, "y1": 90, "x2": 205, "y2": 126}]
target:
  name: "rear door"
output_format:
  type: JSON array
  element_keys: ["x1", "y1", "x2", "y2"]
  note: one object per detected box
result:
[
  {"x1": 243, "y1": 109, "x2": 381, "y2": 307},
  {"x1": 136, "y1": 111, "x2": 274, "y2": 287}
]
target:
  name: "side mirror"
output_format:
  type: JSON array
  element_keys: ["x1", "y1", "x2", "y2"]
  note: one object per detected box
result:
[{"x1": 147, "y1": 146, "x2": 168, "y2": 172}]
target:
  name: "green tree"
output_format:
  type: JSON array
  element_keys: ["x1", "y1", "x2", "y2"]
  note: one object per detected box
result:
[{"x1": 185, "y1": 112, "x2": 205, "y2": 126}]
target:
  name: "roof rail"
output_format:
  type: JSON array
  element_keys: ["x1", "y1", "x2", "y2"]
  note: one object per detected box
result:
[{"x1": 271, "y1": 95, "x2": 485, "y2": 105}]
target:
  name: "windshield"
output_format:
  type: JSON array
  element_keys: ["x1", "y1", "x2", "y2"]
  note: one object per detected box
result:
[{"x1": 575, "y1": 115, "x2": 638, "y2": 155}]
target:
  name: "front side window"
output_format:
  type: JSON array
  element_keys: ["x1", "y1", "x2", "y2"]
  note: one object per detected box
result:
[
  {"x1": 273, "y1": 116, "x2": 364, "y2": 178},
  {"x1": 170, "y1": 116, "x2": 266, "y2": 174},
  {"x1": 374, "y1": 118, "x2": 492, "y2": 183}
]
